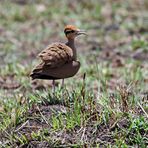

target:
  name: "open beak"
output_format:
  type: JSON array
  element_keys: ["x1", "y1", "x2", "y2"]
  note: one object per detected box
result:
[{"x1": 76, "y1": 30, "x2": 87, "y2": 36}]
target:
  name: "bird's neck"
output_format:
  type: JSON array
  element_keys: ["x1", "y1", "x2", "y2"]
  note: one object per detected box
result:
[{"x1": 66, "y1": 39, "x2": 77, "y2": 60}]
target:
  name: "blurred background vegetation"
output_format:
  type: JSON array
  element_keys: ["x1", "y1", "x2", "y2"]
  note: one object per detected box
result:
[{"x1": 0, "y1": 0, "x2": 148, "y2": 147}]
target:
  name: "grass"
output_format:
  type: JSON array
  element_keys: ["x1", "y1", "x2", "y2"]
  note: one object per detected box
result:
[{"x1": 0, "y1": 0, "x2": 148, "y2": 147}]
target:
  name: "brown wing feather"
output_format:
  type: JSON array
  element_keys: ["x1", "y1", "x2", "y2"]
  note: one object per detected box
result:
[
  {"x1": 38, "y1": 43, "x2": 73, "y2": 68},
  {"x1": 30, "y1": 61, "x2": 80, "y2": 80}
]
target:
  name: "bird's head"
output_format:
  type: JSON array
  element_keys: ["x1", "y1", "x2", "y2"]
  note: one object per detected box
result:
[{"x1": 64, "y1": 25, "x2": 87, "y2": 40}]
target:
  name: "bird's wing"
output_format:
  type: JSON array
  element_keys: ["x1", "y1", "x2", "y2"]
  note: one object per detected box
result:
[
  {"x1": 38, "y1": 43, "x2": 73, "y2": 68},
  {"x1": 30, "y1": 61, "x2": 80, "y2": 80}
]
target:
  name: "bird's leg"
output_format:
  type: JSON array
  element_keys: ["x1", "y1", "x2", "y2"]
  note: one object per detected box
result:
[
  {"x1": 52, "y1": 80, "x2": 55, "y2": 94},
  {"x1": 61, "y1": 79, "x2": 64, "y2": 89}
]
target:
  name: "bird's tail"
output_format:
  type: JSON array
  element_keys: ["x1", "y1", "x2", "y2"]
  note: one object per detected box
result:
[
  {"x1": 30, "y1": 73, "x2": 40, "y2": 80},
  {"x1": 30, "y1": 62, "x2": 44, "y2": 80}
]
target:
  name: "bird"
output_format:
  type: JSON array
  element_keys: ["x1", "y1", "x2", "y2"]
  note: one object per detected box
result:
[{"x1": 30, "y1": 25, "x2": 86, "y2": 92}]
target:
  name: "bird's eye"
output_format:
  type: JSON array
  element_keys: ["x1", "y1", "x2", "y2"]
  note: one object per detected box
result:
[{"x1": 71, "y1": 30, "x2": 75, "y2": 33}]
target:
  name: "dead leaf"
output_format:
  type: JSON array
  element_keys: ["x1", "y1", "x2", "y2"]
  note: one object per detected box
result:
[
  {"x1": 36, "y1": 4, "x2": 46, "y2": 12},
  {"x1": 0, "y1": 76, "x2": 21, "y2": 89}
]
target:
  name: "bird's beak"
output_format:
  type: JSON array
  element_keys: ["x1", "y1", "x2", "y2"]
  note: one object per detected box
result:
[{"x1": 76, "y1": 30, "x2": 87, "y2": 36}]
